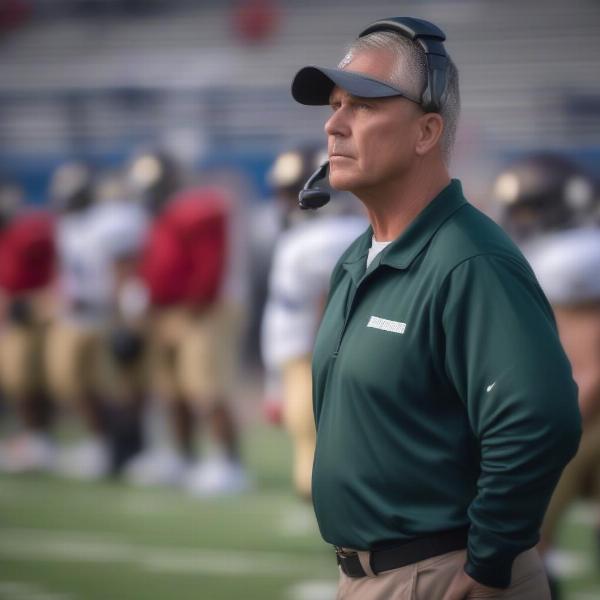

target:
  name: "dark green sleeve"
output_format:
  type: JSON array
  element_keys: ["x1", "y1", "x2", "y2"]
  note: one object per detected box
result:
[{"x1": 442, "y1": 253, "x2": 581, "y2": 588}]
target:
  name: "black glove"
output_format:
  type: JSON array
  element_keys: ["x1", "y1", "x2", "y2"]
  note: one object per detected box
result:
[
  {"x1": 109, "y1": 328, "x2": 144, "y2": 366},
  {"x1": 8, "y1": 299, "x2": 32, "y2": 325}
]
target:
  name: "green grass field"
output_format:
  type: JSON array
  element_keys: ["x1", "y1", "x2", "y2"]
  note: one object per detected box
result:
[{"x1": 0, "y1": 425, "x2": 599, "y2": 600}]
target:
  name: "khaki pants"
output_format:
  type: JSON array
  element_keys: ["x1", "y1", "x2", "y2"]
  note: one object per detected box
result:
[
  {"x1": 148, "y1": 302, "x2": 242, "y2": 407},
  {"x1": 44, "y1": 320, "x2": 108, "y2": 407},
  {"x1": 0, "y1": 294, "x2": 50, "y2": 399},
  {"x1": 282, "y1": 355, "x2": 316, "y2": 498},
  {"x1": 44, "y1": 317, "x2": 148, "y2": 409},
  {"x1": 336, "y1": 548, "x2": 549, "y2": 600},
  {"x1": 0, "y1": 323, "x2": 45, "y2": 399}
]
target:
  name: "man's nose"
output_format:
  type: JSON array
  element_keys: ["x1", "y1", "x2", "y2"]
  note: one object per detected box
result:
[{"x1": 324, "y1": 106, "x2": 350, "y2": 138}]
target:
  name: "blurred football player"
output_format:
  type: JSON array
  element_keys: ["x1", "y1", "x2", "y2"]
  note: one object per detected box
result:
[
  {"x1": 493, "y1": 153, "x2": 600, "y2": 598},
  {"x1": 261, "y1": 145, "x2": 367, "y2": 498},
  {"x1": 528, "y1": 228, "x2": 600, "y2": 598},
  {"x1": 124, "y1": 151, "x2": 249, "y2": 496},
  {"x1": 493, "y1": 152, "x2": 598, "y2": 243},
  {"x1": 44, "y1": 161, "x2": 148, "y2": 479},
  {"x1": 91, "y1": 171, "x2": 151, "y2": 473},
  {"x1": 0, "y1": 178, "x2": 56, "y2": 472}
]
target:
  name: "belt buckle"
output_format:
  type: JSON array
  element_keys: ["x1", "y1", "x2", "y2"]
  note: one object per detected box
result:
[
  {"x1": 335, "y1": 546, "x2": 354, "y2": 558},
  {"x1": 335, "y1": 546, "x2": 367, "y2": 578}
]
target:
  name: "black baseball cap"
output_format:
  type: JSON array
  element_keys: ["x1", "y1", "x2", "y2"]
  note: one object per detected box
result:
[{"x1": 291, "y1": 65, "x2": 421, "y2": 106}]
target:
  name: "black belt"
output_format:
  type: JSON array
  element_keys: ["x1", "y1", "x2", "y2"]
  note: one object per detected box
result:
[{"x1": 335, "y1": 527, "x2": 468, "y2": 578}]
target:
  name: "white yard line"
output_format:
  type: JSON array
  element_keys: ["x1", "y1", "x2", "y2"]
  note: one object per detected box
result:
[
  {"x1": 0, "y1": 528, "x2": 331, "y2": 578},
  {"x1": 0, "y1": 581, "x2": 74, "y2": 600},
  {"x1": 287, "y1": 580, "x2": 337, "y2": 600}
]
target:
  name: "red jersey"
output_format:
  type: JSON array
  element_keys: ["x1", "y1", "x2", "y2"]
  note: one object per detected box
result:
[
  {"x1": 141, "y1": 188, "x2": 228, "y2": 306},
  {"x1": 0, "y1": 210, "x2": 55, "y2": 296}
]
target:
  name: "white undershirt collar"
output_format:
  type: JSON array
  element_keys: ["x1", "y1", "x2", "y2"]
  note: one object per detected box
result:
[{"x1": 366, "y1": 236, "x2": 392, "y2": 268}]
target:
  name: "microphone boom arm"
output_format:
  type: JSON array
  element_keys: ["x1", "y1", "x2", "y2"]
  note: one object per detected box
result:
[{"x1": 298, "y1": 160, "x2": 331, "y2": 210}]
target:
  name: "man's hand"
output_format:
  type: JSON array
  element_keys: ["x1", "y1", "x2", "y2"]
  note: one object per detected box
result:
[{"x1": 441, "y1": 568, "x2": 500, "y2": 600}]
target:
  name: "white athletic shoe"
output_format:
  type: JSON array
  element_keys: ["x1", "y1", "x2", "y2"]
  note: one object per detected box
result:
[
  {"x1": 123, "y1": 447, "x2": 189, "y2": 487},
  {"x1": 56, "y1": 437, "x2": 111, "y2": 481},
  {"x1": 0, "y1": 431, "x2": 56, "y2": 473},
  {"x1": 185, "y1": 456, "x2": 251, "y2": 497}
]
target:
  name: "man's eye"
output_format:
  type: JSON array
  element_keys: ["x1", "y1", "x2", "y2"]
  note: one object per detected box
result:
[
  {"x1": 356, "y1": 103, "x2": 372, "y2": 111},
  {"x1": 330, "y1": 103, "x2": 341, "y2": 112}
]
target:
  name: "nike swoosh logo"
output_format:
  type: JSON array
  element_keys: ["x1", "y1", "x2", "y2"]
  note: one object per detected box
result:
[{"x1": 486, "y1": 382, "x2": 496, "y2": 393}]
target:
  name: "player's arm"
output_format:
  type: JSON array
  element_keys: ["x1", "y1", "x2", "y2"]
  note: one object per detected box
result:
[
  {"x1": 578, "y1": 361, "x2": 600, "y2": 423},
  {"x1": 104, "y1": 213, "x2": 151, "y2": 362},
  {"x1": 555, "y1": 306, "x2": 600, "y2": 424},
  {"x1": 260, "y1": 236, "x2": 298, "y2": 426},
  {"x1": 185, "y1": 211, "x2": 227, "y2": 311}
]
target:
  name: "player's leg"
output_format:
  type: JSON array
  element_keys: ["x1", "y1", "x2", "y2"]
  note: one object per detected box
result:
[
  {"x1": 282, "y1": 354, "x2": 316, "y2": 500},
  {"x1": 99, "y1": 326, "x2": 147, "y2": 474},
  {"x1": 45, "y1": 321, "x2": 111, "y2": 479},
  {"x1": 0, "y1": 318, "x2": 55, "y2": 472},
  {"x1": 123, "y1": 307, "x2": 192, "y2": 486},
  {"x1": 181, "y1": 302, "x2": 249, "y2": 496}
]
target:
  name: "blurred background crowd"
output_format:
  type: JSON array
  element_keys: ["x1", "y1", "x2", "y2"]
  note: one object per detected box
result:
[{"x1": 0, "y1": 1, "x2": 599, "y2": 599}]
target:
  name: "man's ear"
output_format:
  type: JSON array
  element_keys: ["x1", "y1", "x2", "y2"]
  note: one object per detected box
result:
[{"x1": 415, "y1": 113, "x2": 444, "y2": 156}]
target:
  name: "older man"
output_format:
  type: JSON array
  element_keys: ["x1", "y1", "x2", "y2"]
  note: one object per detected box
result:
[{"x1": 291, "y1": 17, "x2": 581, "y2": 600}]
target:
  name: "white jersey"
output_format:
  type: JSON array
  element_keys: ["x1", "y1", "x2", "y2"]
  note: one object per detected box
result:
[
  {"x1": 261, "y1": 214, "x2": 367, "y2": 371},
  {"x1": 525, "y1": 227, "x2": 600, "y2": 305},
  {"x1": 56, "y1": 200, "x2": 149, "y2": 325}
]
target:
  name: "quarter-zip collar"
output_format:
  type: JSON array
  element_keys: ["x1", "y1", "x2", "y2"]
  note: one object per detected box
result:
[{"x1": 342, "y1": 179, "x2": 467, "y2": 285}]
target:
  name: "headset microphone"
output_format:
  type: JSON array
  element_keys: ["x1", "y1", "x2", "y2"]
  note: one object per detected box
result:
[{"x1": 298, "y1": 160, "x2": 330, "y2": 210}]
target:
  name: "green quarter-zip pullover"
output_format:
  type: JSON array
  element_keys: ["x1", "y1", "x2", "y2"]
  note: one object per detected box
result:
[{"x1": 311, "y1": 179, "x2": 581, "y2": 588}]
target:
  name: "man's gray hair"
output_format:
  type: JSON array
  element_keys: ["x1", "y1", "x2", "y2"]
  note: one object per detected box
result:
[{"x1": 339, "y1": 31, "x2": 460, "y2": 164}]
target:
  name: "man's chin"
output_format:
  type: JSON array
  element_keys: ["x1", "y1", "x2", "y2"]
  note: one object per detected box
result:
[{"x1": 329, "y1": 172, "x2": 360, "y2": 193}]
